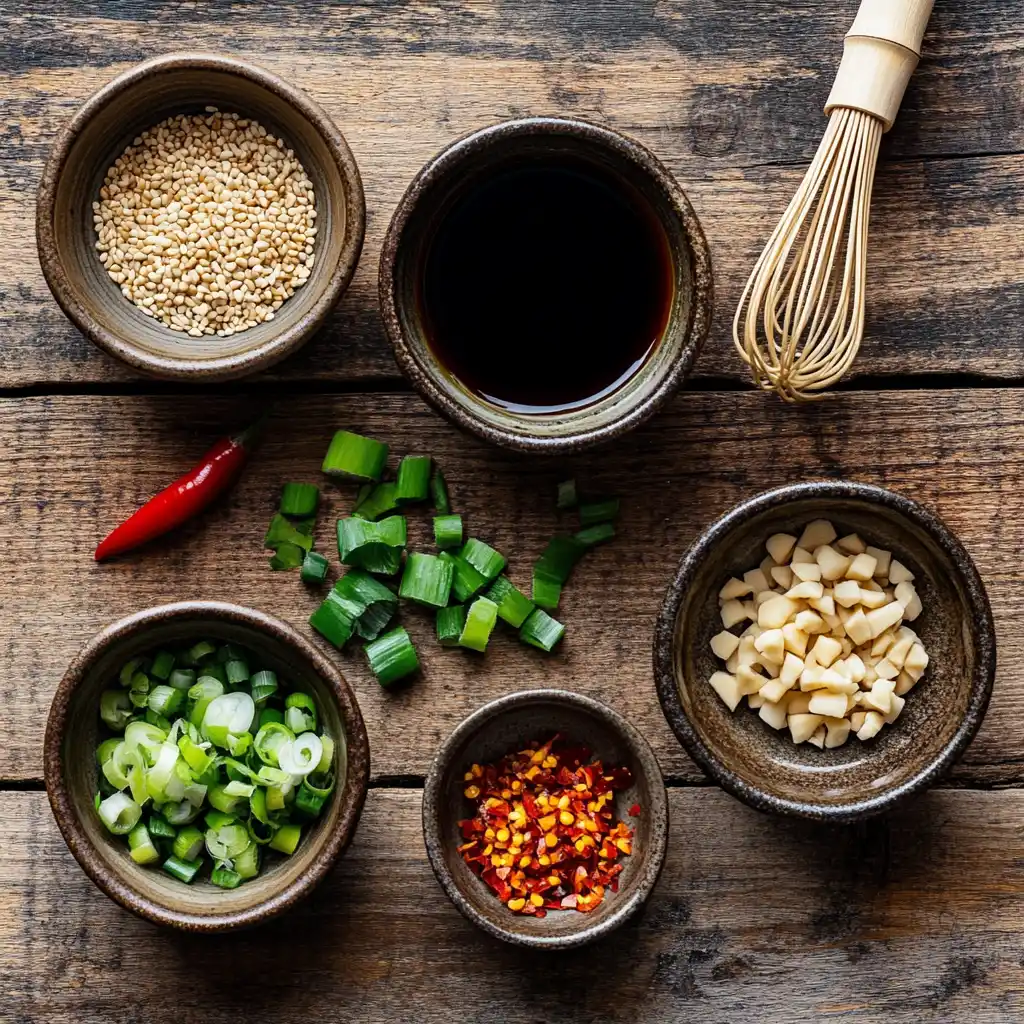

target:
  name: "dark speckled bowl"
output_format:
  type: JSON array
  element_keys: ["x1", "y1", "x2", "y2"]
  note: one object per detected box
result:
[
  {"x1": 379, "y1": 116, "x2": 713, "y2": 453},
  {"x1": 423, "y1": 690, "x2": 668, "y2": 948},
  {"x1": 654, "y1": 482, "x2": 996, "y2": 823},
  {"x1": 44, "y1": 602, "x2": 370, "y2": 931}
]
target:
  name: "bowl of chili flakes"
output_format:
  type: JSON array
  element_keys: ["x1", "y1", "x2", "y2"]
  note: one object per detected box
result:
[{"x1": 422, "y1": 689, "x2": 668, "y2": 948}]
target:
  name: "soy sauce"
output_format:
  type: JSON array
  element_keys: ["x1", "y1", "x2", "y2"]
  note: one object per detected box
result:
[{"x1": 421, "y1": 157, "x2": 673, "y2": 414}]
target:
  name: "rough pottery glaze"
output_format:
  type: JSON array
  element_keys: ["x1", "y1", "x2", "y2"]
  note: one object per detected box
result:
[
  {"x1": 422, "y1": 689, "x2": 669, "y2": 948},
  {"x1": 44, "y1": 602, "x2": 371, "y2": 931},
  {"x1": 654, "y1": 481, "x2": 996, "y2": 823},
  {"x1": 380, "y1": 116, "x2": 713, "y2": 453},
  {"x1": 36, "y1": 53, "x2": 366, "y2": 382}
]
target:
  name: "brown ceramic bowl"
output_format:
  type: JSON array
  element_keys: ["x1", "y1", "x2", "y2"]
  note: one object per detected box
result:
[
  {"x1": 37, "y1": 53, "x2": 365, "y2": 381},
  {"x1": 422, "y1": 690, "x2": 668, "y2": 948},
  {"x1": 44, "y1": 601, "x2": 370, "y2": 931},
  {"x1": 379, "y1": 116, "x2": 713, "y2": 453},
  {"x1": 654, "y1": 481, "x2": 996, "y2": 823}
]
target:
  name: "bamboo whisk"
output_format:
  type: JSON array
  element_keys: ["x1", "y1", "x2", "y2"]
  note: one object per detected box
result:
[{"x1": 734, "y1": 0, "x2": 935, "y2": 402}]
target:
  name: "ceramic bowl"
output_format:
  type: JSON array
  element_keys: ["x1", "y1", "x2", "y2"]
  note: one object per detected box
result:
[
  {"x1": 654, "y1": 481, "x2": 996, "y2": 823},
  {"x1": 36, "y1": 53, "x2": 365, "y2": 381},
  {"x1": 44, "y1": 601, "x2": 370, "y2": 931},
  {"x1": 379, "y1": 116, "x2": 713, "y2": 453},
  {"x1": 422, "y1": 689, "x2": 668, "y2": 948}
]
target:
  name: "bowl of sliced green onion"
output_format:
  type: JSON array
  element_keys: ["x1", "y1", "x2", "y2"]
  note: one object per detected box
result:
[{"x1": 44, "y1": 601, "x2": 370, "y2": 931}]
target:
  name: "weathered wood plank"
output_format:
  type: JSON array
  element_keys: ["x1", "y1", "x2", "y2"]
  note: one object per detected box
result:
[
  {"x1": 0, "y1": 390, "x2": 1021, "y2": 784},
  {"x1": 4, "y1": 787, "x2": 1024, "y2": 1023},
  {"x1": 1, "y1": 0, "x2": 1022, "y2": 386}
]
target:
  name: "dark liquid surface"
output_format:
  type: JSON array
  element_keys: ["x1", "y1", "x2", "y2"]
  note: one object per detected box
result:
[{"x1": 421, "y1": 158, "x2": 673, "y2": 414}]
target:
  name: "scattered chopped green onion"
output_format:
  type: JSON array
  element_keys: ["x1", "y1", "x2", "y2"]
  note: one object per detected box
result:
[
  {"x1": 284, "y1": 692, "x2": 318, "y2": 734},
  {"x1": 172, "y1": 826, "x2": 204, "y2": 861},
  {"x1": 148, "y1": 814, "x2": 177, "y2": 840},
  {"x1": 556, "y1": 479, "x2": 578, "y2": 509},
  {"x1": 150, "y1": 650, "x2": 176, "y2": 680},
  {"x1": 99, "y1": 689, "x2": 132, "y2": 731},
  {"x1": 534, "y1": 536, "x2": 586, "y2": 584},
  {"x1": 335, "y1": 571, "x2": 399, "y2": 640},
  {"x1": 188, "y1": 676, "x2": 225, "y2": 728},
  {"x1": 280, "y1": 482, "x2": 320, "y2": 518},
  {"x1": 431, "y1": 469, "x2": 451, "y2": 513},
  {"x1": 459, "y1": 597, "x2": 499, "y2": 652},
  {"x1": 309, "y1": 591, "x2": 356, "y2": 648},
  {"x1": 353, "y1": 482, "x2": 399, "y2": 521},
  {"x1": 233, "y1": 842, "x2": 261, "y2": 879},
  {"x1": 264, "y1": 513, "x2": 315, "y2": 553},
  {"x1": 197, "y1": 663, "x2": 227, "y2": 685},
  {"x1": 189, "y1": 641, "x2": 217, "y2": 665},
  {"x1": 119, "y1": 658, "x2": 144, "y2": 687},
  {"x1": 225, "y1": 659, "x2": 250, "y2": 686},
  {"x1": 98, "y1": 792, "x2": 142, "y2": 835},
  {"x1": 147, "y1": 684, "x2": 184, "y2": 717},
  {"x1": 337, "y1": 515, "x2": 407, "y2": 574},
  {"x1": 395, "y1": 456, "x2": 432, "y2": 503},
  {"x1": 443, "y1": 552, "x2": 488, "y2": 603},
  {"x1": 433, "y1": 514, "x2": 463, "y2": 550},
  {"x1": 575, "y1": 522, "x2": 616, "y2": 547},
  {"x1": 127, "y1": 823, "x2": 161, "y2": 865},
  {"x1": 254, "y1": 722, "x2": 296, "y2": 767},
  {"x1": 322, "y1": 430, "x2": 389, "y2": 481},
  {"x1": 578, "y1": 498, "x2": 620, "y2": 527},
  {"x1": 532, "y1": 571, "x2": 562, "y2": 610},
  {"x1": 300, "y1": 550, "x2": 330, "y2": 584},
  {"x1": 269, "y1": 542, "x2": 306, "y2": 570},
  {"x1": 460, "y1": 537, "x2": 506, "y2": 581},
  {"x1": 162, "y1": 855, "x2": 202, "y2": 884},
  {"x1": 436, "y1": 605, "x2": 466, "y2": 647},
  {"x1": 168, "y1": 668, "x2": 196, "y2": 691},
  {"x1": 212, "y1": 866, "x2": 243, "y2": 889},
  {"x1": 399, "y1": 552, "x2": 454, "y2": 608},
  {"x1": 484, "y1": 576, "x2": 535, "y2": 628},
  {"x1": 269, "y1": 823, "x2": 302, "y2": 856},
  {"x1": 249, "y1": 670, "x2": 279, "y2": 704},
  {"x1": 278, "y1": 732, "x2": 324, "y2": 776},
  {"x1": 365, "y1": 627, "x2": 420, "y2": 687},
  {"x1": 295, "y1": 782, "x2": 328, "y2": 818},
  {"x1": 520, "y1": 609, "x2": 566, "y2": 652},
  {"x1": 96, "y1": 737, "x2": 121, "y2": 766}
]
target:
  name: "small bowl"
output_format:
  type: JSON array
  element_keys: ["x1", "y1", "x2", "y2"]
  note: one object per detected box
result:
[
  {"x1": 654, "y1": 481, "x2": 996, "y2": 823},
  {"x1": 422, "y1": 689, "x2": 668, "y2": 948},
  {"x1": 380, "y1": 116, "x2": 713, "y2": 453},
  {"x1": 37, "y1": 53, "x2": 365, "y2": 381},
  {"x1": 44, "y1": 601, "x2": 370, "y2": 931}
]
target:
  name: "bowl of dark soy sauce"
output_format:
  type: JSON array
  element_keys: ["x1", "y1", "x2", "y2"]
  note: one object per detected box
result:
[{"x1": 379, "y1": 117, "x2": 713, "y2": 453}]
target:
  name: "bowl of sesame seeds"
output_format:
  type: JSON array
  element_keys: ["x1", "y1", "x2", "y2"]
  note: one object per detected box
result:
[{"x1": 36, "y1": 52, "x2": 365, "y2": 381}]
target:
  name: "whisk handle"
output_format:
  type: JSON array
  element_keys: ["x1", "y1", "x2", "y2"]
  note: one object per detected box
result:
[{"x1": 825, "y1": 0, "x2": 935, "y2": 131}]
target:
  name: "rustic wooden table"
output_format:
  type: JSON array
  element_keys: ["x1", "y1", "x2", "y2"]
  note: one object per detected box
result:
[{"x1": 3, "y1": 1, "x2": 1023, "y2": 1021}]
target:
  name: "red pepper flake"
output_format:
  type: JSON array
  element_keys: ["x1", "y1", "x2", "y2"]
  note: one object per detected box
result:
[{"x1": 457, "y1": 734, "x2": 638, "y2": 916}]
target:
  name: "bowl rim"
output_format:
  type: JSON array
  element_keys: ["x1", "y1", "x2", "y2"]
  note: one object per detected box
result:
[
  {"x1": 421, "y1": 688, "x2": 669, "y2": 948},
  {"x1": 43, "y1": 600, "x2": 371, "y2": 931},
  {"x1": 653, "y1": 480, "x2": 997, "y2": 823},
  {"x1": 378, "y1": 115, "x2": 714, "y2": 454},
  {"x1": 35, "y1": 51, "x2": 366, "y2": 382}
]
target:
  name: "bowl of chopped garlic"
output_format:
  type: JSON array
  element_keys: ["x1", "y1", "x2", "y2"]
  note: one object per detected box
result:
[
  {"x1": 654, "y1": 481, "x2": 996, "y2": 822},
  {"x1": 37, "y1": 53, "x2": 365, "y2": 381}
]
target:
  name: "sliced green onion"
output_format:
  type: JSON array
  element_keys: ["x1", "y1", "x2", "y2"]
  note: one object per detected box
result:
[
  {"x1": 204, "y1": 810, "x2": 237, "y2": 830},
  {"x1": 309, "y1": 591, "x2": 356, "y2": 648},
  {"x1": 284, "y1": 692, "x2": 318, "y2": 734},
  {"x1": 365, "y1": 627, "x2": 420, "y2": 687},
  {"x1": 150, "y1": 650, "x2": 176, "y2": 680},
  {"x1": 148, "y1": 814, "x2": 177, "y2": 840},
  {"x1": 353, "y1": 481, "x2": 399, "y2": 521},
  {"x1": 189, "y1": 641, "x2": 217, "y2": 665},
  {"x1": 337, "y1": 514, "x2": 407, "y2": 574},
  {"x1": 556, "y1": 479, "x2": 578, "y2": 509},
  {"x1": 460, "y1": 538, "x2": 506, "y2": 581},
  {"x1": 212, "y1": 866, "x2": 242, "y2": 889},
  {"x1": 575, "y1": 522, "x2": 616, "y2": 548},
  {"x1": 259, "y1": 708, "x2": 284, "y2": 728},
  {"x1": 269, "y1": 542, "x2": 306, "y2": 571},
  {"x1": 431, "y1": 469, "x2": 451, "y2": 513},
  {"x1": 168, "y1": 668, "x2": 196, "y2": 691},
  {"x1": 532, "y1": 572, "x2": 562, "y2": 610},
  {"x1": 163, "y1": 800, "x2": 202, "y2": 826},
  {"x1": 171, "y1": 826, "x2": 204, "y2": 861},
  {"x1": 433, "y1": 514, "x2": 463, "y2": 550},
  {"x1": 233, "y1": 842, "x2": 261, "y2": 879},
  {"x1": 217, "y1": 643, "x2": 249, "y2": 664},
  {"x1": 127, "y1": 823, "x2": 161, "y2": 865},
  {"x1": 459, "y1": 597, "x2": 498, "y2": 652},
  {"x1": 98, "y1": 792, "x2": 142, "y2": 835},
  {"x1": 96, "y1": 737, "x2": 121, "y2": 766},
  {"x1": 399, "y1": 552, "x2": 454, "y2": 608},
  {"x1": 162, "y1": 854, "x2": 202, "y2": 884},
  {"x1": 225, "y1": 659, "x2": 250, "y2": 686},
  {"x1": 534, "y1": 535, "x2": 586, "y2": 584},
  {"x1": 264, "y1": 513, "x2": 314, "y2": 553},
  {"x1": 335, "y1": 571, "x2": 399, "y2": 640},
  {"x1": 294, "y1": 782, "x2": 328, "y2": 819},
  {"x1": 436, "y1": 605, "x2": 466, "y2": 647},
  {"x1": 201, "y1": 692, "x2": 256, "y2": 749},
  {"x1": 144, "y1": 709, "x2": 173, "y2": 732},
  {"x1": 484, "y1": 576, "x2": 535, "y2": 628},
  {"x1": 322, "y1": 430, "x2": 388, "y2": 481},
  {"x1": 208, "y1": 784, "x2": 245, "y2": 815},
  {"x1": 395, "y1": 456, "x2": 432, "y2": 503},
  {"x1": 578, "y1": 498, "x2": 620, "y2": 527},
  {"x1": 443, "y1": 552, "x2": 488, "y2": 603},
  {"x1": 198, "y1": 663, "x2": 228, "y2": 685},
  {"x1": 300, "y1": 550, "x2": 330, "y2": 584},
  {"x1": 249, "y1": 786, "x2": 271, "y2": 824},
  {"x1": 147, "y1": 684, "x2": 184, "y2": 717},
  {"x1": 177, "y1": 734, "x2": 214, "y2": 775},
  {"x1": 119, "y1": 658, "x2": 144, "y2": 687},
  {"x1": 269, "y1": 823, "x2": 302, "y2": 856},
  {"x1": 280, "y1": 482, "x2": 320, "y2": 518},
  {"x1": 101, "y1": 750, "x2": 130, "y2": 791},
  {"x1": 278, "y1": 733, "x2": 324, "y2": 776},
  {"x1": 99, "y1": 689, "x2": 132, "y2": 731},
  {"x1": 223, "y1": 780, "x2": 255, "y2": 799},
  {"x1": 254, "y1": 722, "x2": 296, "y2": 767},
  {"x1": 250, "y1": 670, "x2": 279, "y2": 704},
  {"x1": 124, "y1": 720, "x2": 167, "y2": 761},
  {"x1": 266, "y1": 784, "x2": 291, "y2": 812},
  {"x1": 316, "y1": 734, "x2": 336, "y2": 775},
  {"x1": 520, "y1": 609, "x2": 566, "y2": 652},
  {"x1": 188, "y1": 676, "x2": 225, "y2": 728}
]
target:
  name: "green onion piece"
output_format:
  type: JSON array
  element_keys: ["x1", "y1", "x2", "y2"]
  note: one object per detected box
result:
[
  {"x1": 431, "y1": 469, "x2": 451, "y2": 513},
  {"x1": 249, "y1": 670, "x2": 279, "y2": 704},
  {"x1": 163, "y1": 800, "x2": 202, "y2": 826},
  {"x1": 269, "y1": 542, "x2": 306, "y2": 571},
  {"x1": 264, "y1": 513, "x2": 314, "y2": 553},
  {"x1": 227, "y1": 732, "x2": 253, "y2": 757},
  {"x1": 168, "y1": 668, "x2": 196, "y2": 691},
  {"x1": 436, "y1": 605, "x2": 466, "y2": 647},
  {"x1": 337, "y1": 515, "x2": 407, "y2": 574},
  {"x1": 534, "y1": 535, "x2": 586, "y2": 584},
  {"x1": 443, "y1": 552, "x2": 488, "y2": 603},
  {"x1": 144, "y1": 709, "x2": 173, "y2": 732},
  {"x1": 148, "y1": 814, "x2": 177, "y2": 840},
  {"x1": 127, "y1": 823, "x2": 161, "y2": 865},
  {"x1": 225, "y1": 659, "x2": 250, "y2": 686},
  {"x1": 520, "y1": 609, "x2": 566, "y2": 652},
  {"x1": 204, "y1": 810, "x2": 237, "y2": 830},
  {"x1": 353, "y1": 482, "x2": 399, "y2": 521},
  {"x1": 129, "y1": 691, "x2": 149, "y2": 709},
  {"x1": 365, "y1": 627, "x2": 420, "y2": 687},
  {"x1": 99, "y1": 689, "x2": 132, "y2": 731},
  {"x1": 147, "y1": 684, "x2": 184, "y2": 717},
  {"x1": 208, "y1": 784, "x2": 245, "y2": 815},
  {"x1": 395, "y1": 456, "x2": 432, "y2": 503},
  {"x1": 284, "y1": 692, "x2": 318, "y2": 733},
  {"x1": 130, "y1": 671, "x2": 150, "y2": 694},
  {"x1": 322, "y1": 430, "x2": 389, "y2": 481},
  {"x1": 399, "y1": 552, "x2": 454, "y2": 608},
  {"x1": 484, "y1": 576, "x2": 535, "y2": 628},
  {"x1": 217, "y1": 643, "x2": 248, "y2": 664},
  {"x1": 460, "y1": 538, "x2": 506, "y2": 581},
  {"x1": 162, "y1": 854, "x2": 202, "y2": 884},
  {"x1": 259, "y1": 708, "x2": 284, "y2": 728},
  {"x1": 98, "y1": 792, "x2": 142, "y2": 835},
  {"x1": 101, "y1": 752, "x2": 130, "y2": 791},
  {"x1": 278, "y1": 732, "x2": 324, "y2": 776},
  {"x1": 265, "y1": 784, "x2": 290, "y2": 812},
  {"x1": 556, "y1": 479, "x2": 578, "y2": 509},
  {"x1": 309, "y1": 591, "x2": 356, "y2": 648},
  {"x1": 96, "y1": 737, "x2": 121, "y2": 766},
  {"x1": 188, "y1": 676, "x2": 225, "y2": 728},
  {"x1": 212, "y1": 866, "x2": 243, "y2": 889},
  {"x1": 300, "y1": 550, "x2": 330, "y2": 584},
  {"x1": 294, "y1": 783, "x2": 328, "y2": 819},
  {"x1": 280, "y1": 482, "x2": 320, "y2": 518},
  {"x1": 459, "y1": 597, "x2": 499, "y2": 652},
  {"x1": 233, "y1": 842, "x2": 261, "y2": 879},
  {"x1": 248, "y1": 815, "x2": 275, "y2": 845},
  {"x1": 119, "y1": 658, "x2": 144, "y2": 687},
  {"x1": 150, "y1": 650, "x2": 176, "y2": 680},
  {"x1": 334, "y1": 570, "x2": 400, "y2": 640},
  {"x1": 532, "y1": 571, "x2": 562, "y2": 610},
  {"x1": 189, "y1": 641, "x2": 217, "y2": 665},
  {"x1": 249, "y1": 786, "x2": 271, "y2": 824},
  {"x1": 172, "y1": 826, "x2": 204, "y2": 861},
  {"x1": 197, "y1": 663, "x2": 227, "y2": 685},
  {"x1": 578, "y1": 498, "x2": 620, "y2": 527},
  {"x1": 223, "y1": 780, "x2": 256, "y2": 799},
  {"x1": 433, "y1": 514, "x2": 463, "y2": 550},
  {"x1": 575, "y1": 522, "x2": 616, "y2": 547},
  {"x1": 254, "y1": 722, "x2": 296, "y2": 767},
  {"x1": 201, "y1": 692, "x2": 256, "y2": 749},
  {"x1": 269, "y1": 823, "x2": 302, "y2": 856}
]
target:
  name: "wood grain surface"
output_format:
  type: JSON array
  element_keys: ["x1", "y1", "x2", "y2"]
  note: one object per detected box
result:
[
  {"x1": 5, "y1": 787, "x2": 1024, "y2": 1023},
  {"x1": 1, "y1": 389, "x2": 1019, "y2": 785},
  {"x1": 1, "y1": 0, "x2": 1022, "y2": 387}
]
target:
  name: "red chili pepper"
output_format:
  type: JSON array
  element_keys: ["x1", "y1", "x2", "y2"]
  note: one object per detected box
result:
[{"x1": 94, "y1": 417, "x2": 265, "y2": 562}]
